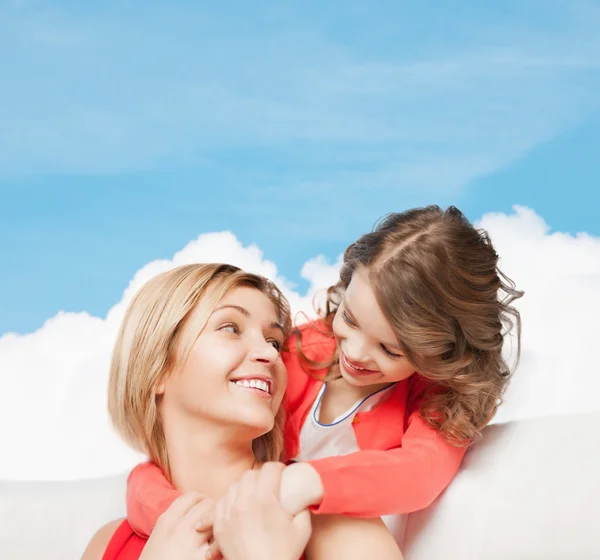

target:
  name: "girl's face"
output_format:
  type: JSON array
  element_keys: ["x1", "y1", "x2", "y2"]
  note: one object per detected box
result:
[
  {"x1": 332, "y1": 267, "x2": 417, "y2": 388},
  {"x1": 158, "y1": 286, "x2": 287, "y2": 437}
]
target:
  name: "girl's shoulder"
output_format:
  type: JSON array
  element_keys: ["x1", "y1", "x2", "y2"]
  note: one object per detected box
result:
[
  {"x1": 286, "y1": 318, "x2": 336, "y2": 363},
  {"x1": 282, "y1": 319, "x2": 335, "y2": 402}
]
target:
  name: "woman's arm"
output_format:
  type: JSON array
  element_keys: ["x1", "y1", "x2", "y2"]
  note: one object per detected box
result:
[
  {"x1": 81, "y1": 494, "x2": 216, "y2": 560},
  {"x1": 213, "y1": 463, "x2": 311, "y2": 560},
  {"x1": 305, "y1": 515, "x2": 404, "y2": 560}
]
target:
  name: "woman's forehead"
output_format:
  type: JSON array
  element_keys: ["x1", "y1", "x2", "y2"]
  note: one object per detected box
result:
[{"x1": 217, "y1": 285, "x2": 279, "y2": 318}]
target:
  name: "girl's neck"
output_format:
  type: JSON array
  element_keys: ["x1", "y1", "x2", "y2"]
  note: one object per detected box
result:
[{"x1": 161, "y1": 409, "x2": 257, "y2": 500}]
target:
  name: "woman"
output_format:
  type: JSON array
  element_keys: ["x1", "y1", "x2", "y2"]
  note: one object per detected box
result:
[{"x1": 82, "y1": 263, "x2": 402, "y2": 560}]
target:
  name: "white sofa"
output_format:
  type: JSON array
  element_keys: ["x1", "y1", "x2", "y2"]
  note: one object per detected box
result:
[{"x1": 2, "y1": 410, "x2": 599, "y2": 559}]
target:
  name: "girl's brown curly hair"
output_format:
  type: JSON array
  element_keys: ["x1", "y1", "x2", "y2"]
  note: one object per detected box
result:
[{"x1": 298, "y1": 206, "x2": 523, "y2": 445}]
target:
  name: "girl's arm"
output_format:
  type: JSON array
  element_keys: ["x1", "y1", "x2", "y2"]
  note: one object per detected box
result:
[
  {"x1": 126, "y1": 461, "x2": 323, "y2": 538},
  {"x1": 303, "y1": 411, "x2": 467, "y2": 517},
  {"x1": 282, "y1": 327, "x2": 468, "y2": 517},
  {"x1": 127, "y1": 410, "x2": 467, "y2": 536}
]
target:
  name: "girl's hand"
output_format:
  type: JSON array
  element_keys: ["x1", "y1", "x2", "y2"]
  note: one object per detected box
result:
[
  {"x1": 139, "y1": 492, "x2": 220, "y2": 560},
  {"x1": 279, "y1": 462, "x2": 324, "y2": 516},
  {"x1": 213, "y1": 462, "x2": 312, "y2": 560}
]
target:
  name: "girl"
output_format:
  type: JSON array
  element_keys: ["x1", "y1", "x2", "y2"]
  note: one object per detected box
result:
[
  {"x1": 82, "y1": 263, "x2": 401, "y2": 560},
  {"x1": 126, "y1": 206, "x2": 523, "y2": 549}
]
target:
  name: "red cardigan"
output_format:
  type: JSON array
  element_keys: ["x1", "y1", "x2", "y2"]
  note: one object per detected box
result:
[
  {"x1": 126, "y1": 321, "x2": 467, "y2": 534},
  {"x1": 282, "y1": 321, "x2": 467, "y2": 517}
]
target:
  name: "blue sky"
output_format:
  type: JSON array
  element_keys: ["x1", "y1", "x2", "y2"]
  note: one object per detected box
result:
[{"x1": 1, "y1": 0, "x2": 599, "y2": 334}]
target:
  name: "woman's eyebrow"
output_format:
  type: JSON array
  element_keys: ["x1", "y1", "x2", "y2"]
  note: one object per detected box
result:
[
  {"x1": 214, "y1": 304, "x2": 250, "y2": 317},
  {"x1": 213, "y1": 304, "x2": 283, "y2": 332}
]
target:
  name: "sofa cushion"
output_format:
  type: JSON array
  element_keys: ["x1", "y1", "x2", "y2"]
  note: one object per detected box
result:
[
  {"x1": 403, "y1": 410, "x2": 600, "y2": 559},
  {"x1": 0, "y1": 474, "x2": 127, "y2": 559}
]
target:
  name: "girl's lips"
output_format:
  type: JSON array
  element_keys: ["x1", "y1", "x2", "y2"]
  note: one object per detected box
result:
[{"x1": 341, "y1": 352, "x2": 379, "y2": 377}]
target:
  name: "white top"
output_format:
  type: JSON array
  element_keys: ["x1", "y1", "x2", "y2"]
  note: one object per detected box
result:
[{"x1": 293, "y1": 382, "x2": 408, "y2": 548}]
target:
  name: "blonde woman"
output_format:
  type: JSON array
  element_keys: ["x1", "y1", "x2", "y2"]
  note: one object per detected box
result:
[{"x1": 82, "y1": 263, "x2": 402, "y2": 560}]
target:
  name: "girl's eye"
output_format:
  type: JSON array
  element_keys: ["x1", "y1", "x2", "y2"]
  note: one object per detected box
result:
[
  {"x1": 342, "y1": 310, "x2": 357, "y2": 328},
  {"x1": 381, "y1": 344, "x2": 402, "y2": 359},
  {"x1": 219, "y1": 323, "x2": 240, "y2": 334}
]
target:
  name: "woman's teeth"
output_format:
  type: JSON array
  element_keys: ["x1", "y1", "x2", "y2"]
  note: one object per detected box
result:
[{"x1": 233, "y1": 379, "x2": 270, "y2": 394}]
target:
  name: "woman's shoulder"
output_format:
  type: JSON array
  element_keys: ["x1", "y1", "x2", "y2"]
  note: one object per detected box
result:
[{"x1": 81, "y1": 518, "x2": 125, "y2": 560}]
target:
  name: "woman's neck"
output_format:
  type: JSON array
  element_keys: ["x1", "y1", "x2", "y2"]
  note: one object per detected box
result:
[{"x1": 161, "y1": 411, "x2": 257, "y2": 499}]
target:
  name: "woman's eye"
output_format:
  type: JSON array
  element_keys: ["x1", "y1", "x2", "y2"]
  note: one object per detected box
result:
[{"x1": 219, "y1": 323, "x2": 240, "y2": 334}]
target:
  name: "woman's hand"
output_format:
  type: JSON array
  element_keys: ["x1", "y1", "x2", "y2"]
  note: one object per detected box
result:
[
  {"x1": 139, "y1": 492, "x2": 220, "y2": 560},
  {"x1": 213, "y1": 462, "x2": 312, "y2": 560}
]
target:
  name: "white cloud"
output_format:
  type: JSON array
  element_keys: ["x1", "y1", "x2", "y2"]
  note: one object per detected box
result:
[
  {"x1": 478, "y1": 206, "x2": 600, "y2": 424},
  {"x1": 0, "y1": 231, "x2": 338, "y2": 481},
  {"x1": 1, "y1": 208, "x2": 599, "y2": 480}
]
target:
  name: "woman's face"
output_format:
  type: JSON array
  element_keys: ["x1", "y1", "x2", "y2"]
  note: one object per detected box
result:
[
  {"x1": 158, "y1": 285, "x2": 287, "y2": 437},
  {"x1": 332, "y1": 267, "x2": 416, "y2": 388}
]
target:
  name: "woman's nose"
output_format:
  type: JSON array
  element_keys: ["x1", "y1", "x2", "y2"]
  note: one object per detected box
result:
[{"x1": 249, "y1": 337, "x2": 279, "y2": 364}]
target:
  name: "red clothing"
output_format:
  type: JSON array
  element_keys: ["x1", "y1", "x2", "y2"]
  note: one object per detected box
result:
[
  {"x1": 102, "y1": 520, "x2": 146, "y2": 560},
  {"x1": 101, "y1": 517, "x2": 304, "y2": 560},
  {"x1": 126, "y1": 463, "x2": 181, "y2": 540},
  {"x1": 126, "y1": 320, "x2": 467, "y2": 535}
]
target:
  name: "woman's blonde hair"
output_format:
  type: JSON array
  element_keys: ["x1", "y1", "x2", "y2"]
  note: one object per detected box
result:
[
  {"x1": 298, "y1": 206, "x2": 523, "y2": 445},
  {"x1": 108, "y1": 263, "x2": 291, "y2": 479}
]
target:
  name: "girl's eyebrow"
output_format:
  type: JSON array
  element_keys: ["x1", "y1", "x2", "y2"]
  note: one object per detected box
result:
[
  {"x1": 343, "y1": 298, "x2": 402, "y2": 353},
  {"x1": 213, "y1": 304, "x2": 283, "y2": 332}
]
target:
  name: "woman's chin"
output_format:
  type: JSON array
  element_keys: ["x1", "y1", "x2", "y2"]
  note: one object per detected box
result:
[{"x1": 232, "y1": 410, "x2": 275, "y2": 436}]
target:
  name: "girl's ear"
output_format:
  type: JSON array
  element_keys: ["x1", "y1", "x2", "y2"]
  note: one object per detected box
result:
[{"x1": 156, "y1": 380, "x2": 166, "y2": 395}]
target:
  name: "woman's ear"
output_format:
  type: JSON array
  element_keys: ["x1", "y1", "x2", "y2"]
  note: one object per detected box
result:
[{"x1": 156, "y1": 363, "x2": 174, "y2": 395}]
